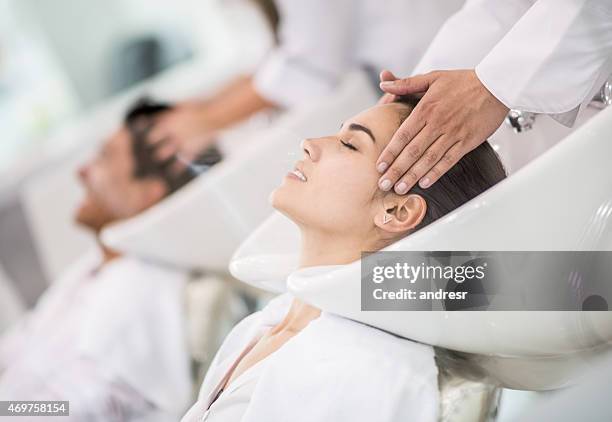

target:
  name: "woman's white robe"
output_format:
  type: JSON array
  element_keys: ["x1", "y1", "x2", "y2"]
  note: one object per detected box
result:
[{"x1": 182, "y1": 293, "x2": 439, "y2": 422}]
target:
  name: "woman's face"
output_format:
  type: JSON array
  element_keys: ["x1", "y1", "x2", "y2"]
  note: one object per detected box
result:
[{"x1": 271, "y1": 103, "x2": 418, "y2": 239}]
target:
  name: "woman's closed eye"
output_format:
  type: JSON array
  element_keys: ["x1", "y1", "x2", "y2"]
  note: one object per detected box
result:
[{"x1": 340, "y1": 139, "x2": 358, "y2": 151}]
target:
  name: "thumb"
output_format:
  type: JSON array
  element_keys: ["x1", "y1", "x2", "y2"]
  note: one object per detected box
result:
[
  {"x1": 379, "y1": 73, "x2": 434, "y2": 96},
  {"x1": 379, "y1": 69, "x2": 398, "y2": 82}
]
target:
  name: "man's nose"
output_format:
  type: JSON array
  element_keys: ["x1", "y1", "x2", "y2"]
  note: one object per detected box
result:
[{"x1": 78, "y1": 165, "x2": 89, "y2": 182}]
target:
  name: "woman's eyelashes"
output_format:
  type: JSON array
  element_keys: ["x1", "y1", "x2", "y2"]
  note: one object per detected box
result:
[{"x1": 340, "y1": 139, "x2": 358, "y2": 151}]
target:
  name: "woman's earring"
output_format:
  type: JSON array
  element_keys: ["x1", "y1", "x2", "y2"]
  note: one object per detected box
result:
[{"x1": 383, "y1": 214, "x2": 392, "y2": 224}]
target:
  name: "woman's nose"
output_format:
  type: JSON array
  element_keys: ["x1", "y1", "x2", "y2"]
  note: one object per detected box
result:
[{"x1": 302, "y1": 138, "x2": 320, "y2": 162}]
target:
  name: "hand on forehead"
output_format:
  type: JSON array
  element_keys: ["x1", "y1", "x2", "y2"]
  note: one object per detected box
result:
[{"x1": 340, "y1": 103, "x2": 413, "y2": 154}]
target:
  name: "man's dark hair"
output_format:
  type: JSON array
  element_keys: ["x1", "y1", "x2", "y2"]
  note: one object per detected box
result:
[
  {"x1": 392, "y1": 95, "x2": 507, "y2": 230},
  {"x1": 124, "y1": 98, "x2": 222, "y2": 195},
  {"x1": 251, "y1": 0, "x2": 280, "y2": 38}
]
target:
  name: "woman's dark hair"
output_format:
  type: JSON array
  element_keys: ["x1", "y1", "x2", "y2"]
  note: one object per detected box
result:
[
  {"x1": 124, "y1": 98, "x2": 222, "y2": 195},
  {"x1": 393, "y1": 95, "x2": 507, "y2": 230},
  {"x1": 393, "y1": 95, "x2": 506, "y2": 386}
]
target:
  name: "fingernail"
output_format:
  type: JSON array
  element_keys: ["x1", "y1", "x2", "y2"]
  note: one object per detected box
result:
[
  {"x1": 379, "y1": 81, "x2": 393, "y2": 88},
  {"x1": 379, "y1": 179, "x2": 392, "y2": 191},
  {"x1": 395, "y1": 182, "x2": 408, "y2": 194},
  {"x1": 377, "y1": 162, "x2": 388, "y2": 173},
  {"x1": 419, "y1": 177, "x2": 431, "y2": 188}
]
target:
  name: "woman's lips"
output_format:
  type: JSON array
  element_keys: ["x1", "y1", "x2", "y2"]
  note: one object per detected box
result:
[{"x1": 287, "y1": 168, "x2": 307, "y2": 182}]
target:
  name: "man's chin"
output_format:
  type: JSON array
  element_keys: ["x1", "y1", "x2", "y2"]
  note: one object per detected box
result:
[
  {"x1": 74, "y1": 212, "x2": 95, "y2": 232},
  {"x1": 74, "y1": 202, "x2": 107, "y2": 233}
]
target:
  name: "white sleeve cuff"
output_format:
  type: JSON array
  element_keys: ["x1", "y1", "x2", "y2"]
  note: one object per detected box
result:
[
  {"x1": 474, "y1": 0, "x2": 612, "y2": 127},
  {"x1": 477, "y1": 64, "x2": 583, "y2": 128}
]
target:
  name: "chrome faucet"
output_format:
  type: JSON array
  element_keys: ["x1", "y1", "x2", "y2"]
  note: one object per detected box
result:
[
  {"x1": 505, "y1": 73, "x2": 612, "y2": 132},
  {"x1": 591, "y1": 75, "x2": 612, "y2": 109},
  {"x1": 505, "y1": 109, "x2": 536, "y2": 133}
]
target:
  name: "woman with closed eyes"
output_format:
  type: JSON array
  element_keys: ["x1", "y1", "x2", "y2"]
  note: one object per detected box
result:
[{"x1": 182, "y1": 95, "x2": 506, "y2": 422}]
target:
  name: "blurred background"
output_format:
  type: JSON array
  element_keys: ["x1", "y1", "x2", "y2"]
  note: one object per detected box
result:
[{"x1": 0, "y1": 0, "x2": 274, "y2": 324}]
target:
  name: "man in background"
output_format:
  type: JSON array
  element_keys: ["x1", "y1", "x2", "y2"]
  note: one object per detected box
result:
[{"x1": 0, "y1": 101, "x2": 220, "y2": 421}]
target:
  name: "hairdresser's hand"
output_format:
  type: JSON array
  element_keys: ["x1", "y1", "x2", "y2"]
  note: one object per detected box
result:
[
  {"x1": 377, "y1": 69, "x2": 508, "y2": 193},
  {"x1": 377, "y1": 70, "x2": 400, "y2": 105},
  {"x1": 148, "y1": 101, "x2": 216, "y2": 163}
]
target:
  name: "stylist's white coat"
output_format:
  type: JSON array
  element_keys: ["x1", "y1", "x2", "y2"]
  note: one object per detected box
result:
[
  {"x1": 413, "y1": 0, "x2": 612, "y2": 126},
  {"x1": 182, "y1": 294, "x2": 439, "y2": 422},
  {"x1": 0, "y1": 252, "x2": 191, "y2": 422},
  {"x1": 254, "y1": 0, "x2": 464, "y2": 107}
]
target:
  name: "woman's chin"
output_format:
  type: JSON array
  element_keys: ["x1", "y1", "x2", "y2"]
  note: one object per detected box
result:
[
  {"x1": 269, "y1": 187, "x2": 302, "y2": 223},
  {"x1": 269, "y1": 186, "x2": 290, "y2": 210},
  {"x1": 268, "y1": 187, "x2": 280, "y2": 208}
]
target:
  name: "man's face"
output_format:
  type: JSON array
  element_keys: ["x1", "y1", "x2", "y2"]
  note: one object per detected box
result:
[{"x1": 75, "y1": 128, "x2": 166, "y2": 232}]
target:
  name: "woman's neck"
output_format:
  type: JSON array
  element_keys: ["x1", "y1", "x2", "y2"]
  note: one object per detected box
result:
[
  {"x1": 270, "y1": 298, "x2": 321, "y2": 335},
  {"x1": 298, "y1": 229, "x2": 371, "y2": 268},
  {"x1": 270, "y1": 229, "x2": 374, "y2": 336}
]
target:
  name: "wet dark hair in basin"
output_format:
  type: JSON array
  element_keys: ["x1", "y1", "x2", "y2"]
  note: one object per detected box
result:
[{"x1": 392, "y1": 95, "x2": 507, "y2": 230}]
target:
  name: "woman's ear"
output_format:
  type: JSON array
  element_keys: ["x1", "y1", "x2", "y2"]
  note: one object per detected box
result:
[{"x1": 374, "y1": 193, "x2": 426, "y2": 234}]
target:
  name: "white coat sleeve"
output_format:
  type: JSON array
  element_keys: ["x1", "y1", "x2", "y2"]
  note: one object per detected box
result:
[
  {"x1": 252, "y1": 0, "x2": 354, "y2": 108},
  {"x1": 413, "y1": 0, "x2": 535, "y2": 74},
  {"x1": 475, "y1": 0, "x2": 612, "y2": 126}
]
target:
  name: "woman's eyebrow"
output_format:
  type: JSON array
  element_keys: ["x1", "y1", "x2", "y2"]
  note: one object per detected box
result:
[{"x1": 347, "y1": 123, "x2": 376, "y2": 143}]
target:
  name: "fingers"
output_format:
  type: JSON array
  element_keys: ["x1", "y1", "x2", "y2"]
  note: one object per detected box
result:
[
  {"x1": 377, "y1": 93, "x2": 397, "y2": 105},
  {"x1": 379, "y1": 72, "x2": 434, "y2": 96},
  {"x1": 377, "y1": 70, "x2": 398, "y2": 104},
  {"x1": 376, "y1": 114, "x2": 425, "y2": 174},
  {"x1": 153, "y1": 139, "x2": 178, "y2": 161},
  {"x1": 146, "y1": 115, "x2": 178, "y2": 160},
  {"x1": 167, "y1": 157, "x2": 188, "y2": 177},
  {"x1": 391, "y1": 135, "x2": 452, "y2": 193},
  {"x1": 419, "y1": 140, "x2": 473, "y2": 188},
  {"x1": 147, "y1": 126, "x2": 166, "y2": 146},
  {"x1": 375, "y1": 69, "x2": 502, "y2": 194},
  {"x1": 379, "y1": 69, "x2": 397, "y2": 82},
  {"x1": 378, "y1": 124, "x2": 439, "y2": 193},
  {"x1": 147, "y1": 113, "x2": 175, "y2": 145}
]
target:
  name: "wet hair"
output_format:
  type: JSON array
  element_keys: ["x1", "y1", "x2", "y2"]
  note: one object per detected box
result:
[
  {"x1": 124, "y1": 98, "x2": 222, "y2": 195},
  {"x1": 391, "y1": 95, "x2": 507, "y2": 231}
]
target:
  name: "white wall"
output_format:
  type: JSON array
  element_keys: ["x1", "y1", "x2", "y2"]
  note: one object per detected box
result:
[
  {"x1": 3, "y1": 0, "x2": 273, "y2": 288},
  {"x1": 13, "y1": 0, "x2": 273, "y2": 107}
]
